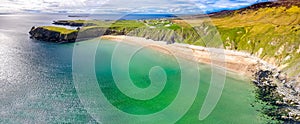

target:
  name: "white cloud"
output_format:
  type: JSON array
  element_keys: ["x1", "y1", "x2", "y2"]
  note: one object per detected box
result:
[{"x1": 0, "y1": 0, "x2": 267, "y2": 14}]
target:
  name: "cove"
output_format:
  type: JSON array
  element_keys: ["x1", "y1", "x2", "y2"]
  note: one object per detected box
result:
[{"x1": 73, "y1": 39, "x2": 270, "y2": 123}]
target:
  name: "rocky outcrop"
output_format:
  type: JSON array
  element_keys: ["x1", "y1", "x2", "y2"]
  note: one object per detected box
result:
[
  {"x1": 29, "y1": 25, "x2": 132, "y2": 42},
  {"x1": 29, "y1": 27, "x2": 78, "y2": 42},
  {"x1": 253, "y1": 66, "x2": 300, "y2": 122},
  {"x1": 53, "y1": 20, "x2": 84, "y2": 27}
]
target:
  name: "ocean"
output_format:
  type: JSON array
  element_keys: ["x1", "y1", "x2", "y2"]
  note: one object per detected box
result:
[{"x1": 0, "y1": 14, "x2": 268, "y2": 123}]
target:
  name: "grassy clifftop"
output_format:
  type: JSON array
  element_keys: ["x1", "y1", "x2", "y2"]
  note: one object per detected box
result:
[
  {"x1": 42, "y1": 26, "x2": 78, "y2": 34},
  {"x1": 211, "y1": 5, "x2": 300, "y2": 77}
]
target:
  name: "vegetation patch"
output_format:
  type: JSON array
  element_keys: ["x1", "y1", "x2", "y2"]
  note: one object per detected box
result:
[{"x1": 42, "y1": 26, "x2": 78, "y2": 34}]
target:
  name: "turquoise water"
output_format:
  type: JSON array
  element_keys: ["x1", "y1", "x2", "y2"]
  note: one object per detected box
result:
[{"x1": 72, "y1": 39, "x2": 267, "y2": 123}]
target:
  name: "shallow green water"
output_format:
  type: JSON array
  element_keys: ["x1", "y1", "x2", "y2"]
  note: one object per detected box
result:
[{"x1": 73, "y1": 39, "x2": 268, "y2": 123}]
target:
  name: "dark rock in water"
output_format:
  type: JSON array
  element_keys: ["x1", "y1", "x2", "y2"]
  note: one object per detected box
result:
[
  {"x1": 53, "y1": 20, "x2": 71, "y2": 26},
  {"x1": 68, "y1": 15, "x2": 89, "y2": 17},
  {"x1": 53, "y1": 20, "x2": 85, "y2": 27},
  {"x1": 53, "y1": 20, "x2": 98, "y2": 27}
]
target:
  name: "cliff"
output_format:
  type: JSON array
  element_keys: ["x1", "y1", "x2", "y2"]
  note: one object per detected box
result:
[
  {"x1": 29, "y1": 26, "x2": 127, "y2": 43},
  {"x1": 29, "y1": 26, "x2": 78, "y2": 42}
]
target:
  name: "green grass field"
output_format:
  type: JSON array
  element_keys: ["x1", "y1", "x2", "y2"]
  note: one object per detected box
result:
[{"x1": 42, "y1": 26, "x2": 78, "y2": 34}]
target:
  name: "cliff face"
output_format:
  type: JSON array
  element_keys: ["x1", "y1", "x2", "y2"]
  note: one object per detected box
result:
[
  {"x1": 29, "y1": 27, "x2": 78, "y2": 42},
  {"x1": 127, "y1": 28, "x2": 183, "y2": 44},
  {"x1": 29, "y1": 26, "x2": 126, "y2": 42}
]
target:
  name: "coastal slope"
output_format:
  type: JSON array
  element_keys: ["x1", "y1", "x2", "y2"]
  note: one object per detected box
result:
[{"x1": 30, "y1": 1, "x2": 300, "y2": 80}]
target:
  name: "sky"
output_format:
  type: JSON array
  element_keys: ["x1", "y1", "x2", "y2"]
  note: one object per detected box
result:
[{"x1": 0, "y1": 0, "x2": 269, "y2": 14}]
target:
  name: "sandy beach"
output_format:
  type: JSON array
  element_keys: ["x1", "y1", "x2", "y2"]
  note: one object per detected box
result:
[{"x1": 101, "y1": 35, "x2": 275, "y2": 77}]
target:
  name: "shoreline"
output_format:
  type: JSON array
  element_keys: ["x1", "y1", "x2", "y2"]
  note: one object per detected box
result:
[
  {"x1": 100, "y1": 35, "x2": 300, "y2": 122},
  {"x1": 100, "y1": 35, "x2": 274, "y2": 77}
]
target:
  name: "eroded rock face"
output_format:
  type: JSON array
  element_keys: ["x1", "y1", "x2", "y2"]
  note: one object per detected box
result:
[
  {"x1": 29, "y1": 27, "x2": 78, "y2": 42},
  {"x1": 127, "y1": 28, "x2": 184, "y2": 44},
  {"x1": 254, "y1": 69, "x2": 300, "y2": 123}
]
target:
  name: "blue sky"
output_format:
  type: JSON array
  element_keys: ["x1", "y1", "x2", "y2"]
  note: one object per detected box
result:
[{"x1": 0, "y1": 0, "x2": 269, "y2": 14}]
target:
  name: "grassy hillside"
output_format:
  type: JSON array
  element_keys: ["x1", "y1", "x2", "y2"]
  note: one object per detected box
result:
[
  {"x1": 176, "y1": 5, "x2": 300, "y2": 78},
  {"x1": 213, "y1": 5, "x2": 300, "y2": 77}
]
